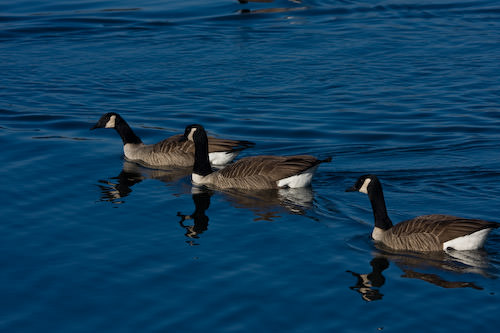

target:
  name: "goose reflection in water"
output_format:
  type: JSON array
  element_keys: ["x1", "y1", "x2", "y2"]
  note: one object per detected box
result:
[
  {"x1": 347, "y1": 257, "x2": 389, "y2": 302},
  {"x1": 347, "y1": 249, "x2": 489, "y2": 302},
  {"x1": 177, "y1": 186, "x2": 314, "y2": 243},
  {"x1": 177, "y1": 188, "x2": 213, "y2": 244},
  {"x1": 218, "y1": 187, "x2": 314, "y2": 221},
  {"x1": 97, "y1": 161, "x2": 190, "y2": 204},
  {"x1": 376, "y1": 245, "x2": 493, "y2": 279},
  {"x1": 380, "y1": 248, "x2": 489, "y2": 290}
]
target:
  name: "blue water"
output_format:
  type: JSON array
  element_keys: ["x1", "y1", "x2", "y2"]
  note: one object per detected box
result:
[{"x1": 1, "y1": 0, "x2": 500, "y2": 331}]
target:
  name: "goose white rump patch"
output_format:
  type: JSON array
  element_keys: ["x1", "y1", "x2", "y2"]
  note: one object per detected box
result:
[
  {"x1": 443, "y1": 228, "x2": 492, "y2": 251},
  {"x1": 276, "y1": 166, "x2": 318, "y2": 188}
]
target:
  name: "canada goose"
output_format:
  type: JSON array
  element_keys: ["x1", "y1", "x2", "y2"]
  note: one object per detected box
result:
[
  {"x1": 346, "y1": 174, "x2": 499, "y2": 252},
  {"x1": 185, "y1": 124, "x2": 331, "y2": 189},
  {"x1": 91, "y1": 113, "x2": 254, "y2": 167}
]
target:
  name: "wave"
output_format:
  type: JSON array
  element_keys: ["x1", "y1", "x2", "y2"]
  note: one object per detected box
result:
[{"x1": 2, "y1": 0, "x2": 499, "y2": 39}]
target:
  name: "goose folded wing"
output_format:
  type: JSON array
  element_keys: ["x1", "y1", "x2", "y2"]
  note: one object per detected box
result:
[
  {"x1": 216, "y1": 155, "x2": 320, "y2": 180},
  {"x1": 152, "y1": 134, "x2": 194, "y2": 154},
  {"x1": 206, "y1": 137, "x2": 254, "y2": 153},
  {"x1": 391, "y1": 214, "x2": 499, "y2": 244},
  {"x1": 153, "y1": 135, "x2": 253, "y2": 154}
]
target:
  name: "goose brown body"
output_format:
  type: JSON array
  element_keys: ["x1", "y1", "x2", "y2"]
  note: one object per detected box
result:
[
  {"x1": 347, "y1": 175, "x2": 499, "y2": 252},
  {"x1": 376, "y1": 214, "x2": 499, "y2": 252},
  {"x1": 199, "y1": 155, "x2": 326, "y2": 190}
]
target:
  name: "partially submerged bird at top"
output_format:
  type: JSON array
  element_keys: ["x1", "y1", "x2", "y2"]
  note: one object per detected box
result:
[
  {"x1": 184, "y1": 124, "x2": 331, "y2": 190},
  {"x1": 346, "y1": 174, "x2": 499, "y2": 252},
  {"x1": 91, "y1": 113, "x2": 254, "y2": 168}
]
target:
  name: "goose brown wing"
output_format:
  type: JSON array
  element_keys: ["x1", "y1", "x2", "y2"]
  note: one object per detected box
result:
[
  {"x1": 216, "y1": 155, "x2": 321, "y2": 180},
  {"x1": 152, "y1": 135, "x2": 253, "y2": 154},
  {"x1": 391, "y1": 214, "x2": 500, "y2": 244},
  {"x1": 152, "y1": 134, "x2": 194, "y2": 154},
  {"x1": 206, "y1": 137, "x2": 254, "y2": 153}
]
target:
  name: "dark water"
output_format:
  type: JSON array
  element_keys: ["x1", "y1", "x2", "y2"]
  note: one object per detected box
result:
[{"x1": 1, "y1": 0, "x2": 500, "y2": 331}]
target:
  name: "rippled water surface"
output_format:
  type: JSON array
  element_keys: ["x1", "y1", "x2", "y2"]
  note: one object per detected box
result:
[{"x1": 2, "y1": 0, "x2": 500, "y2": 331}]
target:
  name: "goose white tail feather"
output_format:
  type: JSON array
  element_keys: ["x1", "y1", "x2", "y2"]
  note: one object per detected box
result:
[
  {"x1": 443, "y1": 228, "x2": 492, "y2": 251},
  {"x1": 276, "y1": 166, "x2": 318, "y2": 188}
]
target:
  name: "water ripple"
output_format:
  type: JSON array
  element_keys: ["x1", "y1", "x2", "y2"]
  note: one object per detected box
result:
[
  {"x1": 1, "y1": 1, "x2": 499, "y2": 40},
  {"x1": 2, "y1": 1, "x2": 500, "y2": 332}
]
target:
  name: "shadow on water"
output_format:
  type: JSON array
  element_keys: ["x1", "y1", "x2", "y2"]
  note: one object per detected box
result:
[
  {"x1": 97, "y1": 161, "x2": 190, "y2": 204},
  {"x1": 347, "y1": 246, "x2": 495, "y2": 302}
]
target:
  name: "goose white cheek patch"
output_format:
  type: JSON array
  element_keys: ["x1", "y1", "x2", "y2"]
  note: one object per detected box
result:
[
  {"x1": 359, "y1": 178, "x2": 371, "y2": 194},
  {"x1": 105, "y1": 115, "x2": 116, "y2": 128},
  {"x1": 187, "y1": 128, "x2": 197, "y2": 141}
]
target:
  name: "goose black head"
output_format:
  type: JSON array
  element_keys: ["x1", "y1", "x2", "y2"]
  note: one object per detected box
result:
[
  {"x1": 184, "y1": 124, "x2": 206, "y2": 142},
  {"x1": 91, "y1": 112, "x2": 121, "y2": 130},
  {"x1": 346, "y1": 174, "x2": 380, "y2": 195}
]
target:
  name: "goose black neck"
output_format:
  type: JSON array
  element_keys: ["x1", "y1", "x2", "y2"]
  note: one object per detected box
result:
[
  {"x1": 368, "y1": 180, "x2": 393, "y2": 230},
  {"x1": 192, "y1": 128, "x2": 212, "y2": 176},
  {"x1": 115, "y1": 116, "x2": 142, "y2": 145}
]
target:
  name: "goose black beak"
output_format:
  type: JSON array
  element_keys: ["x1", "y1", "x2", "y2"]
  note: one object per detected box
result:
[
  {"x1": 90, "y1": 123, "x2": 99, "y2": 130},
  {"x1": 345, "y1": 186, "x2": 357, "y2": 192}
]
